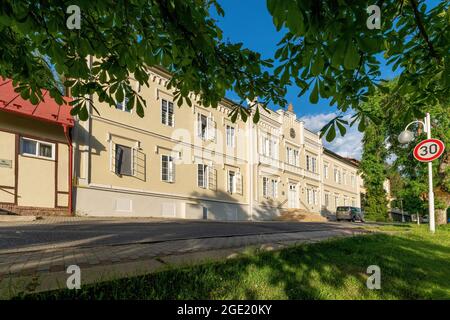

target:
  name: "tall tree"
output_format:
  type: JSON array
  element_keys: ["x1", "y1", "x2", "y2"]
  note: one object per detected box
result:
[
  {"x1": 0, "y1": 0, "x2": 287, "y2": 121},
  {"x1": 360, "y1": 80, "x2": 449, "y2": 224},
  {"x1": 1, "y1": 1, "x2": 448, "y2": 128},
  {"x1": 268, "y1": 0, "x2": 449, "y2": 140},
  {"x1": 386, "y1": 101, "x2": 450, "y2": 224},
  {"x1": 359, "y1": 94, "x2": 389, "y2": 221}
]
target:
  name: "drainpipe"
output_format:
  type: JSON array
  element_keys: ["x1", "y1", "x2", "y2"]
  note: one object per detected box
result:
[{"x1": 63, "y1": 125, "x2": 74, "y2": 216}]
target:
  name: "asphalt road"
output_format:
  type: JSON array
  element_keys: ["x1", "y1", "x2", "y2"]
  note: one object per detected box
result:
[{"x1": 0, "y1": 217, "x2": 359, "y2": 253}]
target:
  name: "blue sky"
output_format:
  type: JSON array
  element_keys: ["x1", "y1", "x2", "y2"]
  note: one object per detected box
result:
[
  {"x1": 210, "y1": 0, "x2": 401, "y2": 117},
  {"x1": 210, "y1": 0, "x2": 440, "y2": 159}
]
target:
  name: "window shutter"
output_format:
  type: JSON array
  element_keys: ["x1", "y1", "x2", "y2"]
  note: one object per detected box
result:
[
  {"x1": 197, "y1": 113, "x2": 202, "y2": 138},
  {"x1": 274, "y1": 180, "x2": 278, "y2": 198},
  {"x1": 268, "y1": 179, "x2": 273, "y2": 198},
  {"x1": 262, "y1": 177, "x2": 268, "y2": 198},
  {"x1": 111, "y1": 143, "x2": 116, "y2": 173},
  {"x1": 169, "y1": 157, "x2": 175, "y2": 182},
  {"x1": 132, "y1": 147, "x2": 137, "y2": 177},
  {"x1": 208, "y1": 166, "x2": 217, "y2": 191},
  {"x1": 236, "y1": 172, "x2": 243, "y2": 195},
  {"x1": 197, "y1": 164, "x2": 203, "y2": 187},
  {"x1": 168, "y1": 101, "x2": 174, "y2": 126},
  {"x1": 132, "y1": 147, "x2": 146, "y2": 180},
  {"x1": 208, "y1": 117, "x2": 216, "y2": 141},
  {"x1": 161, "y1": 100, "x2": 167, "y2": 125}
]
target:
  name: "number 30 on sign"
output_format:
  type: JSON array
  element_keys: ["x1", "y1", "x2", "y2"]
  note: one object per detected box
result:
[{"x1": 413, "y1": 139, "x2": 445, "y2": 162}]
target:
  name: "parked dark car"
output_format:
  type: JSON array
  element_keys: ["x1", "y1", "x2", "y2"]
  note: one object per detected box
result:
[{"x1": 336, "y1": 206, "x2": 365, "y2": 222}]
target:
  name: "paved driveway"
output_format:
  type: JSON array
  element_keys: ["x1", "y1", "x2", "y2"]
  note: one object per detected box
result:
[
  {"x1": 0, "y1": 217, "x2": 368, "y2": 296},
  {"x1": 0, "y1": 217, "x2": 357, "y2": 253}
]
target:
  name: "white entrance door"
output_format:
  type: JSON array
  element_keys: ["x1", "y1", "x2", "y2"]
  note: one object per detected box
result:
[{"x1": 288, "y1": 184, "x2": 298, "y2": 208}]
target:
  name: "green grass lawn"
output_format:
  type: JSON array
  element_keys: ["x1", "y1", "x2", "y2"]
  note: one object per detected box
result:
[{"x1": 14, "y1": 224, "x2": 450, "y2": 300}]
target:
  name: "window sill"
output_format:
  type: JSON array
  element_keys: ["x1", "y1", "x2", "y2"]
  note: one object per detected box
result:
[{"x1": 20, "y1": 153, "x2": 55, "y2": 162}]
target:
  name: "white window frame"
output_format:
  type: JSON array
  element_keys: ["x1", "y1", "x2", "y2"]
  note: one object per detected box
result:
[
  {"x1": 294, "y1": 149, "x2": 299, "y2": 166},
  {"x1": 306, "y1": 188, "x2": 310, "y2": 204},
  {"x1": 306, "y1": 154, "x2": 316, "y2": 172},
  {"x1": 226, "y1": 125, "x2": 235, "y2": 148},
  {"x1": 287, "y1": 147, "x2": 296, "y2": 165},
  {"x1": 227, "y1": 170, "x2": 236, "y2": 194},
  {"x1": 263, "y1": 136, "x2": 270, "y2": 157},
  {"x1": 161, "y1": 155, "x2": 175, "y2": 182},
  {"x1": 114, "y1": 143, "x2": 134, "y2": 176},
  {"x1": 271, "y1": 139, "x2": 278, "y2": 159},
  {"x1": 324, "y1": 164, "x2": 329, "y2": 179},
  {"x1": 271, "y1": 179, "x2": 278, "y2": 198},
  {"x1": 197, "y1": 163, "x2": 208, "y2": 188},
  {"x1": 197, "y1": 113, "x2": 208, "y2": 140},
  {"x1": 161, "y1": 99, "x2": 174, "y2": 127},
  {"x1": 20, "y1": 137, "x2": 55, "y2": 160},
  {"x1": 334, "y1": 168, "x2": 342, "y2": 184}
]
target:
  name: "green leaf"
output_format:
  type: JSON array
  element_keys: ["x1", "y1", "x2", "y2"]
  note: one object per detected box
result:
[
  {"x1": 331, "y1": 40, "x2": 346, "y2": 68},
  {"x1": 286, "y1": 2, "x2": 304, "y2": 35},
  {"x1": 325, "y1": 125, "x2": 336, "y2": 142},
  {"x1": 136, "y1": 99, "x2": 145, "y2": 117},
  {"x1": 311, "y1": 55, "x2": 324, "y2": 76},
  {"x1": 267, "y1": 0, "x2": 277, "y2": 15},
  {"x1": 358, "y1": 116, "x2": 366, "y2": 132},
  {"x1": 230, "y1": 109, "x2": 239, "y2": 123},
  {"x1": 309, "y1": 80, "x2": 319, "y2": 104},
  {"x1": 336, "y1": 120, "x2": 347, "y2": 136},
  {"x1": 116, "y1": 89, "x2": 124, "y2": 103},
  {"x1": 240, "y1": 107, "x2": 248, "y2": 122},
  {"x1": 78, "y1": 105, "x2": 89, "y2": 121},
  {"x1": 253, "y1": 106, "x2": 260, "y2": 124},
  {"x1": 344, "y1": 41, "x2": 360, "y2": 70}
]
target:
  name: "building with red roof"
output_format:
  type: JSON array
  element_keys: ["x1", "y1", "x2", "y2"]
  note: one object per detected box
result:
[{"x1": 0, "y1": 78, "x2": 74, "y2": 215}]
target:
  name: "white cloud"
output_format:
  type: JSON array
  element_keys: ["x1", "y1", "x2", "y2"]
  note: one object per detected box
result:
[{"x1": 299, "y1": 112, "x2": 364, "y2": 160}]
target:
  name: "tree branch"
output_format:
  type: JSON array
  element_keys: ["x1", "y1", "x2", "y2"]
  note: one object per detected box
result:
[{"x1": 409, "y1": 0, "x2": 440, "y2": 59}]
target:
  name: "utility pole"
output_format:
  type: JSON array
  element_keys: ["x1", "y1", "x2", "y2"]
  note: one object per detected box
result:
[{"x1": 425, "y1": 113, "x2": 436, "y2": 233}]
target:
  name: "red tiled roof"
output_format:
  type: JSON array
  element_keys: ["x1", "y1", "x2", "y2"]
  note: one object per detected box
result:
[{"x1": 0, "y1": 78, "x2": 74, "y2": 127}]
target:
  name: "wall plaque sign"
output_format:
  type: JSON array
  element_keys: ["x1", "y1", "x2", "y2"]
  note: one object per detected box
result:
[{"x1": 0, "y1": 159, "x2": 12, "y2": 168}]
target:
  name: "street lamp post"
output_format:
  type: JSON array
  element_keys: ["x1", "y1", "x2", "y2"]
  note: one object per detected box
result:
[{"x1": 398, "y1": 113, "x2": 435, "y2": 233}]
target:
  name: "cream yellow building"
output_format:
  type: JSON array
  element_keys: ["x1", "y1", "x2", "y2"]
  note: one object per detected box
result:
[
  {"x1": 72, "y1": 66, "x2": 362, "y2": 220},
  {"x1": 0, "y1": 78, "x2": 73, "y2": 216}
]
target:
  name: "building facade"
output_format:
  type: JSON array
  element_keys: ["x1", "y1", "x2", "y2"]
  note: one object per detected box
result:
[
  {"x1": 0, "y1": 78, "x2": 73, "y2": 216},
  {"x1": 72, "y1": 67, "x2": 361, "y2": 220}
]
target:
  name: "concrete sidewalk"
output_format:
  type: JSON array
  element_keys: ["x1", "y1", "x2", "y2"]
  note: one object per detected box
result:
[{"x1": 0, "y1": 226, "x2": 369, "y2": 298}]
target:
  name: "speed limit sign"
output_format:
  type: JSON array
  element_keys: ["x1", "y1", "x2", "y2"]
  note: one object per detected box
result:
[{"x1": 413, "y1": 139, "x2": 445, "y2": 162}]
